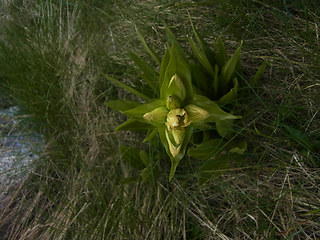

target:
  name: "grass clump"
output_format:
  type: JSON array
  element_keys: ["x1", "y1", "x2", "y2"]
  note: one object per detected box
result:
[{"x1": 0, "y1": 0, "x2": 319, "y2": 239}]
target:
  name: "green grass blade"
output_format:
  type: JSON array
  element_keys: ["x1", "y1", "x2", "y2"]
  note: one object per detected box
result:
[
  {"x1": 115, "y1": 118, "x2": 153, "y2": 131},
  {"x1": 164, "y1": 23, "x2": 187, "y2": 60},
  {"x1": 249, "y1": 61, "x2": 268, "y2": 85},
  {"x1": 135, "y1": 26, "x2": 161, "y2": 65},
  {"x1": 103, "y1": 74, "x2": 151, "y2": 100},
  {"x1": 104, "y1": 100, "x2": 140, "y2": 113},
  {"x1": 128, "y1": 51, "x2": 158, "y2": 91},
  {"x1": 188, "y1": 12, "x2": 215, "y2": 62}
]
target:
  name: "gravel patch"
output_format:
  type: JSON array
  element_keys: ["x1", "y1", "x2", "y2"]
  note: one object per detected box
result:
[{"x1": 0, "y1": 106, "x2": 44, "y2": 199}]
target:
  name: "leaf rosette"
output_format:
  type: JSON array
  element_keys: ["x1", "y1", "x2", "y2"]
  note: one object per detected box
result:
[{"x1": 105, "y1": 44, "x2": 240, "y2": 180}]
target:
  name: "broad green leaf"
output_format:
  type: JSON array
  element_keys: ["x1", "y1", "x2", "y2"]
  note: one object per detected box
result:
[
  {"x1": 188, "y1": 37, "x2": 214, "y2": 76},
  {"x1": 115, "y1": 118, "x2": 153, "y2": 131},
  {"x1": 188, "y1": 138, "x2": 226, "y2": 161},
  {"x1": 216, "y1": 119, "x2": 234, "y2": 138},
  {"x1": 128, "y1": 51, "x2": 158, "y2": 91},
  {"x1": 249, "y1": 61, "x2": 268, "y2": 85},
  {"x1": 229, "y1": 140, "x2": 247, "y2": 154},
  {"x1": 124, "y1": 99, "x2": 164, "y2": 121},
  {"x1": 135, "y1": 26, "x2": 161, "y2": 65},
  {"x1": 214, "y1": 36, "x2": 227, "y2": 69},
  {"x1": 217, "y1": 78, "x2": 239, "y2": 105},
  {"x1": 103, "y1": 74, "x2": 151, "y2": 100},
  {"x1": 143, "y1": 128, "x2": 158, "y2": 142},
  {"x1": 120, "y1": 146, "x2": 145, "y2": 170},
  {"x1": 104, "y1": 100, "x2": 140, "y2": 113},
  {"x1": 221, "y1": 42, "x2": 242, "y2": 92},
  {"x1": 190, "y1": 63, "x2": 209, "y2": 95},
  {"x1": 191, "y1": 94, "x2": 241, "y2": 122},
  {"x1": 199, "y1": 155, "x2": 229, "y2": 185}
]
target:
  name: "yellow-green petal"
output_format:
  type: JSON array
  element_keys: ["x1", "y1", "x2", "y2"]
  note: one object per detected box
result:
[{"x1": 184, "y1": 104, "x2": 210, "y2": 123}]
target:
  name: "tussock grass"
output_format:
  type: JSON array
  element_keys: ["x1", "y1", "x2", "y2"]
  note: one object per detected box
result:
[{"x1": 0, "y1": 0, "x2": 319, "y2": 239}]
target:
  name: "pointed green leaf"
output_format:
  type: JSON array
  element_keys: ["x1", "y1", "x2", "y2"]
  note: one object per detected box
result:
[
  {"x1": 216, "y1": 119, "x2": 234, "y2": 138},
  {"x1": 217, "y1": 78, "x2": 239, "y2": 105},
  {"x1": 159, "y1": 47, "x2": 171, "y2": 95},
  {"x1": 140, "y1": 150, "x2": 150, "y2": 166},
  {"x1": 103, "y1": 74, "x2": 151, "y2": 100},
  {"x1": 189, "y1": 37, "x2": 214, "y2": 76},
  {"x1": 188, "y1": 138, "x2": 226, "y2": 161},
  {"x1": 128, "y1": 51, "x2": 158, "y2": 91},
  {"x1": 189, "y1": 13, "x2": 215, "y2": 62},
  {"x1": 120, "y1": 146, "x2": 145, "y2": 170},
  {"x1": 135, "y1": 26, "x2": 161, "y2": 65},
  {"x1": 249, "y1": 61, "x2": 268, "y2": 85},
  {"x1": 104, "y1": 100, "x2": 140, "y2": 113},
  {"x1": 191, "y1": 94, "x2": 241, "y2": 122},
  {"x1": 141, "y1": 166, "x2": 152, "y2": 183},
  {"x1": 143, "y1": 128, "x2": 158, "y2": 142},
  {"x1": 214, "y1": 36, "x2": 227, "y2": 69},
  {"x1": 190, "y1": 63, "x2": 209, "y2": 95},
  {"x1": 124, "y1": 99, "x2": 164, "y2": 120},
  {"x1": 221, "y1": 42, "x2": 242, "y2": 92},
  {"x1": 229, "y1": 140, "x2": 247, "y2": 154},
  {"x1": 158, "y1": 126, "x2": 171, "y2": 157},
  {"x1": 116, "y1": 118, "x2": 153, "y2": 131},
  {"x1": 213, "y1": 64, "x2": 219, "y2": 99},
  {"x1": 164, "y1": 23, "x2": 187, "y2": 60}
]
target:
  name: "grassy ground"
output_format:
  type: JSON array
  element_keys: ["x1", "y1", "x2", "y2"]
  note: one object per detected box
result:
[{"x1": 0, "y1": 0, "x2": 319, "y2": 239}]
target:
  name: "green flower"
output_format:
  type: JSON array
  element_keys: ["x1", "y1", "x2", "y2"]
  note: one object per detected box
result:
[{"x1": 105, "y1": 45, "x2": 240, "y2": 180}]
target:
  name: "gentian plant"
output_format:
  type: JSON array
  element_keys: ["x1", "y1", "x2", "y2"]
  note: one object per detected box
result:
[{"x1": 104, "y1": 23, "x2": 266, "y2": 182}]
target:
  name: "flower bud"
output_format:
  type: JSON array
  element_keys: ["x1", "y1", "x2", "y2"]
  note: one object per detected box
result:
[
  {"x1": 167, "y1": 74, "x2": 186, "y2": 102},
  {"x1": 184, "y1": 104, "x2": 210, "y2": 123},
  {"x1": 165, "y1": 129, "x2": 183, "y2": 157},
  {"x1": 166, "y1": 95, "x2": 181, "y2": 110},
  {"x1": 143, "y1": 107, "x2": 168, "y2": 125}
]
